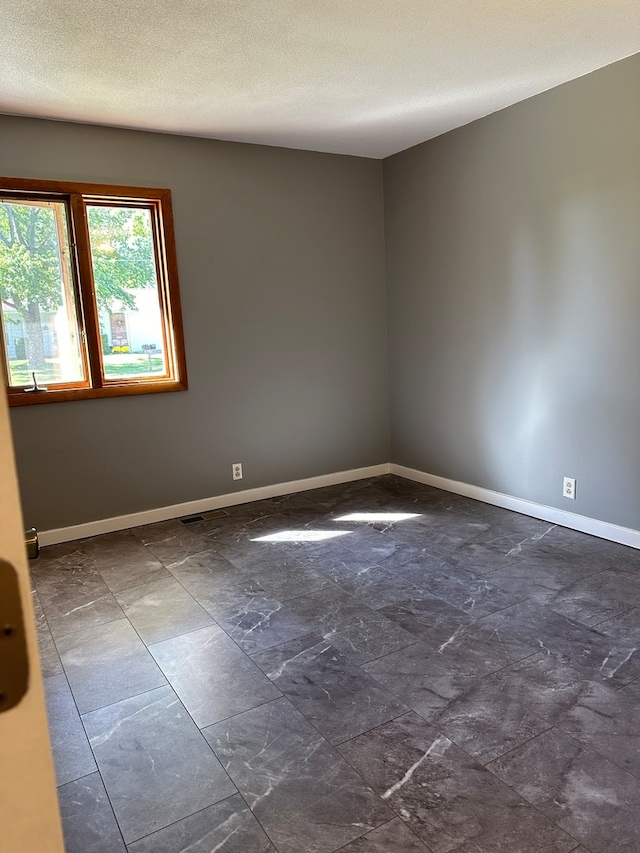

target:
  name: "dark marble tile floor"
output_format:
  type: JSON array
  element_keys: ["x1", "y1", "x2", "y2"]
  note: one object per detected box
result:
[{"x1": 33, "y1": 475, "x2": 640, "y2": 852}]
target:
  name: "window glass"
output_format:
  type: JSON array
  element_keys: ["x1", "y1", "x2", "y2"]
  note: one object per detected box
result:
[
  {"x1": 86, "y1": 204, "x2": 168, "y2": 380},
  {"x1": 0, "y1": 198, "x2": 86, "y2": 388}
]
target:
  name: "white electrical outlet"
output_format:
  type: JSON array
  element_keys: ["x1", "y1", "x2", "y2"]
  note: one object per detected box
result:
[
  {"x1": 563, "y1": 477, "x2": 576, "y2": 500},
  {"x1": 232, "y1": 463, "x2": 243, "y2": 481}
]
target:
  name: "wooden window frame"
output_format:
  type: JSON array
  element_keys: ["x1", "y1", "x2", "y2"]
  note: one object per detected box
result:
[{"x1": 0, "y1": 177, "x2": 188, "y2": 406}]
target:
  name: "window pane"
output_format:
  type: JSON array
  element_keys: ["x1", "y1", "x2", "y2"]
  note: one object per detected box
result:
[
  {"x1": 0, "y1": 199, "x2": 86, "y2": 387},
  {"x1": 86, "y1": 205, "x2": 168, "y2": 380}
]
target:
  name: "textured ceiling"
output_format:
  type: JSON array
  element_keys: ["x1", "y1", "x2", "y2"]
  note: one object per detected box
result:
[{"x1": 2, "y1": 0, "x2": 639, "y2": 158}]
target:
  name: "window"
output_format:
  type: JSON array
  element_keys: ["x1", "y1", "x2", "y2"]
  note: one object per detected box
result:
[{"x1": 0, "y1": 178, "x2": 187, "y2": 406}]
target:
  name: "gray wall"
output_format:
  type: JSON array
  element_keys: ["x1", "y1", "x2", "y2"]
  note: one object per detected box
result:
[
  {"x1": 385, "y1": 53, "x2": 640, "y2": 529},
  {"x1": 1, "y1": 117, "x2": 389, "y2": 529}
]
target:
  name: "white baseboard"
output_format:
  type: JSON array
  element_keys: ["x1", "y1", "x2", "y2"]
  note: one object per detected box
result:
[
  {"x1": 391, "y1": 464, "x2": 640, "y2": 550},
  {"x1": 39, "y1": 464, "x2": 392, "y2": 546},
  {"x1": 39, "y1": 461, "x2": 640, "y2": 551}
]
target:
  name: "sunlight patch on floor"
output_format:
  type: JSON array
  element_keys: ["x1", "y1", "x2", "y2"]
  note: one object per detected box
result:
[
  {"x1": 335, "y1": 512, "x2": 421, "y2": 523},
  {"x1": 251, "y1": 530, "x2": 351, "y2": 543}
]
